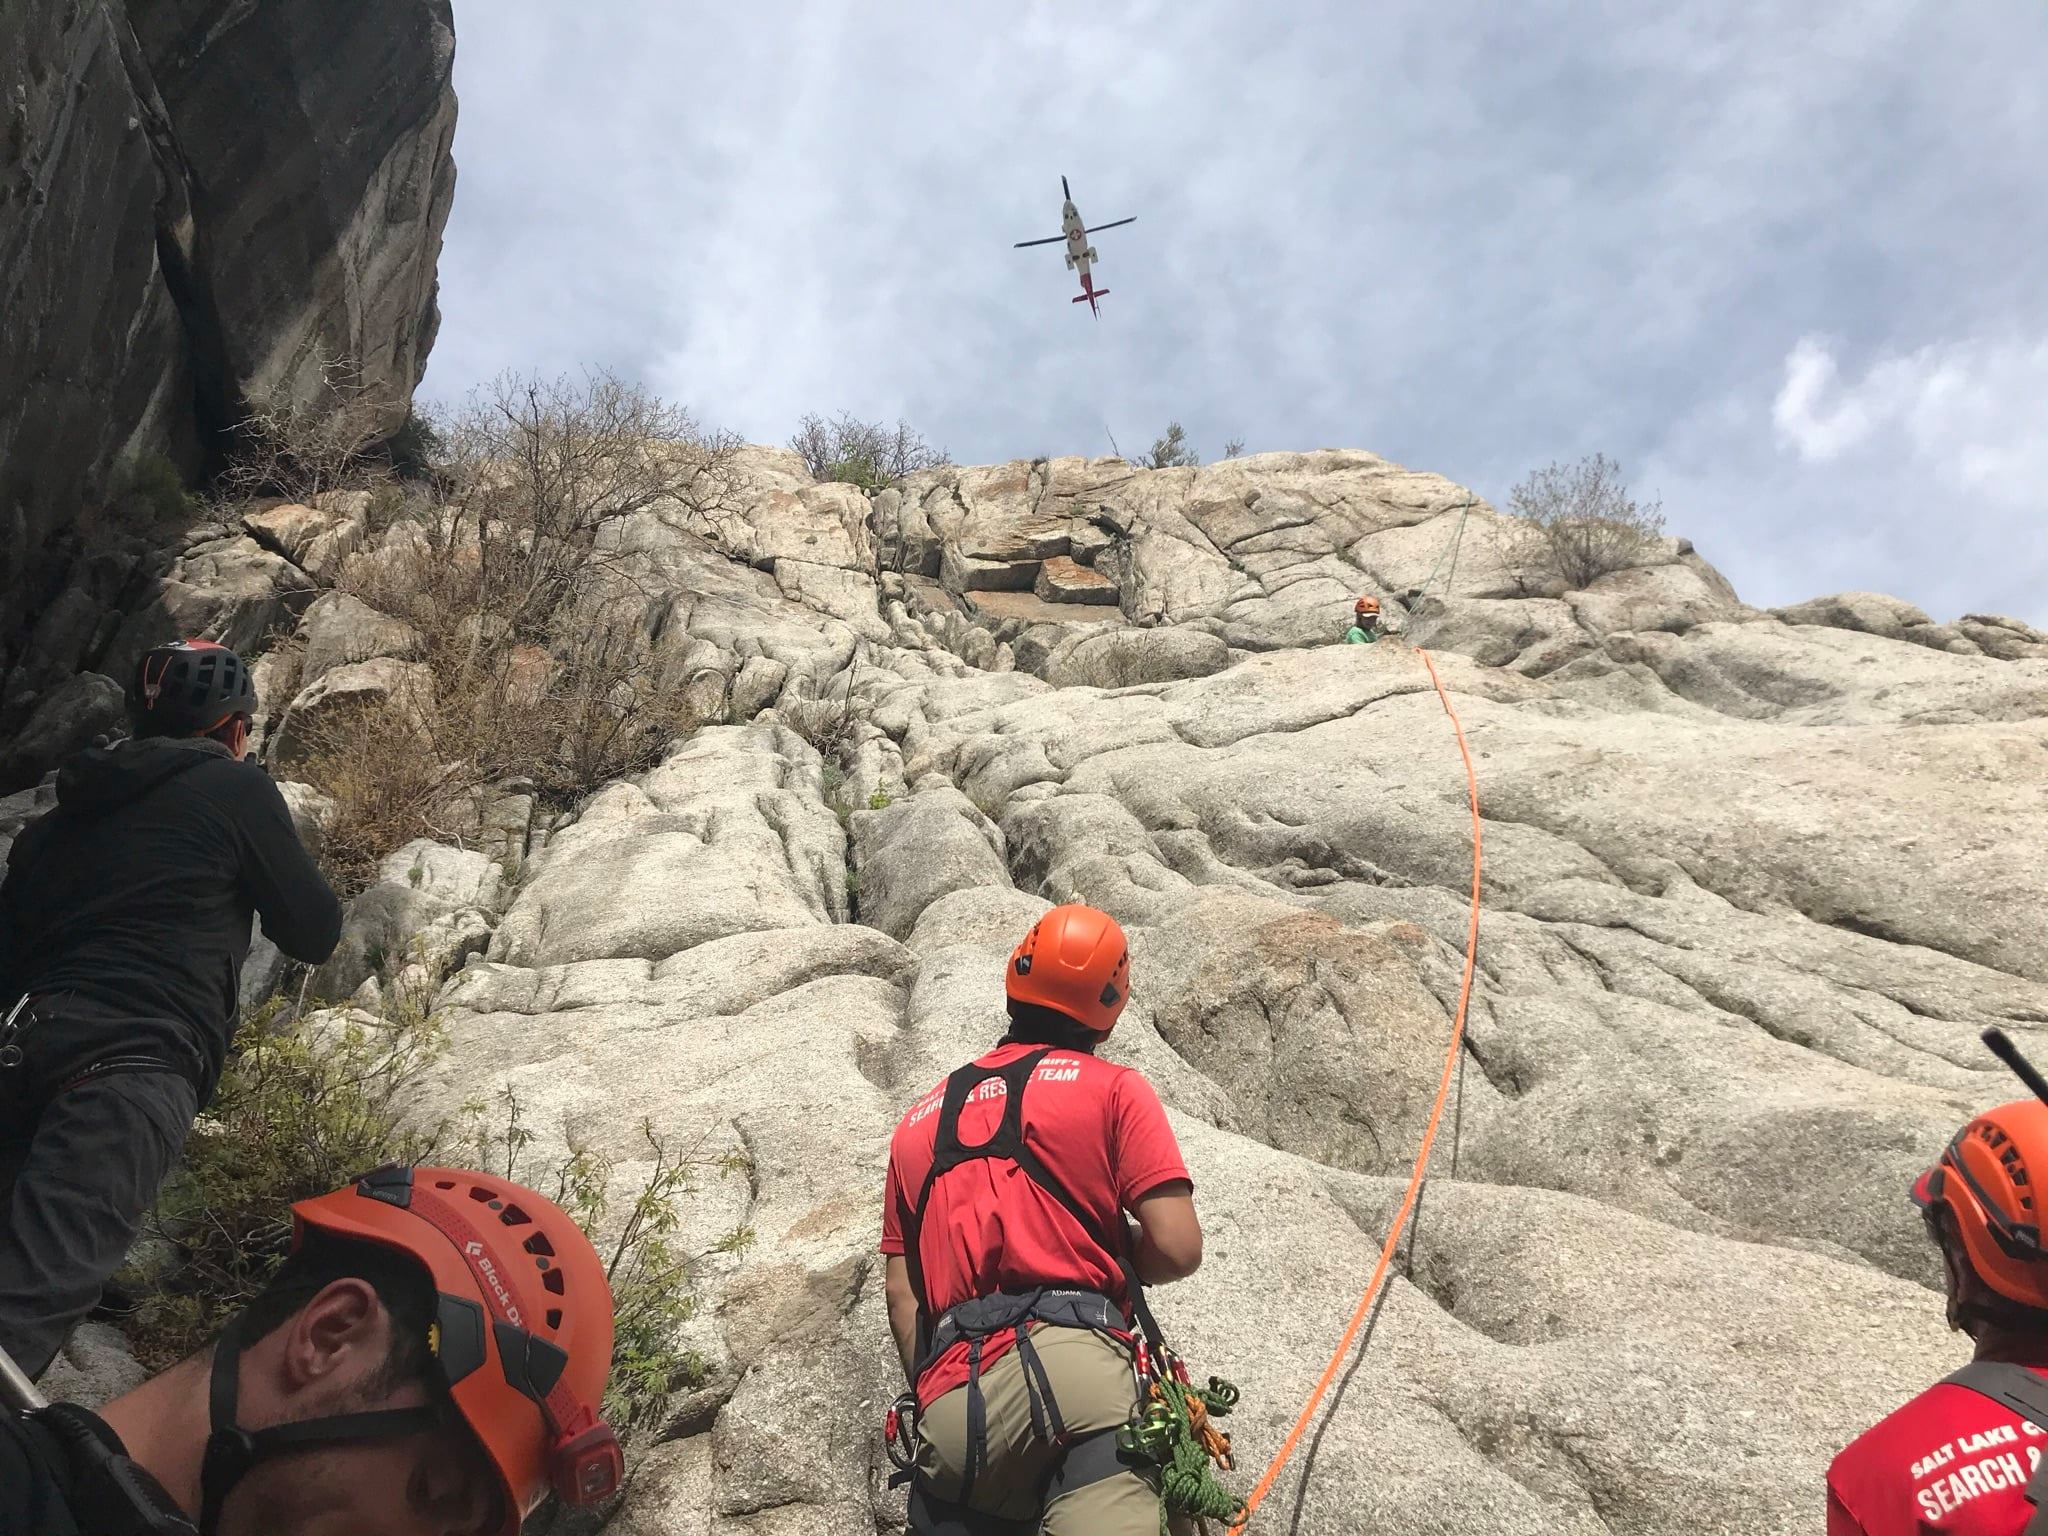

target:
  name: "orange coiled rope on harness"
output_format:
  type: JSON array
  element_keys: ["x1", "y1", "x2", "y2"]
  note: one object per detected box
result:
[{"x1": 1227, "y1": 644, "x2": 1484, "y2": 1532}]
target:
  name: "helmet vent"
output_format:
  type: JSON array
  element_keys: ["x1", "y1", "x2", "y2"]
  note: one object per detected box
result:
[
  {"x1": 524, "y1": 1231, "x2": 555, "y2": 1255},
  {"x1": 499, "y1": 1202, "x2": 533, "y2": 1227},
  {"x1": 542, "y1": 1268, "x2": 566, "y2": 1295},
  {"x1": 546, "y1": 1308, "x2": 563, "y2": 1330}
]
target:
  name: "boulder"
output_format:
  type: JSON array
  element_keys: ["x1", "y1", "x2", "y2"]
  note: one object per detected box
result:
[
  {"x1": 296, "y1": 591, "x2": 427, "y2": 686},
  {"x1": 1772, "y1": 591, "x2": 1978, "y2": 655},
  {"x1": 34, "y1": 1322, "x2": 147, "y2": 1407},
  {"x1": 1958, "y1": 613, "x2": 2048, "y2": 661},
  {"x1": 313, "y1": 840, "x2": 505, "y2": 1001},
  {"x1": 0, "y1": 673, "x2": 127, "y2": 788},
  {"x1": 243, "y1": 497, "x2": 370, "y2": 584},
  {"x1": 103, "y1": 536, "x2": 318, "y2": 687},
  {"x1": 487, "y1": 724, "x2": 849, "y2": 968},
  {"x1": 1033, "y1": 554, "x2": 1119, "y2": 605},
  {"x1": 849, "y1": 787, "x2": 1011, "y2": 940},
  {"x1": 940, "y1": 546, "x2": 1040, "y2": 593},
  {"x1": 1042, "y1": 628, "x2": 1233, "y2": 688},
  {"x1": 267, "y1": 656, "x2": 436, "y2": 768}
]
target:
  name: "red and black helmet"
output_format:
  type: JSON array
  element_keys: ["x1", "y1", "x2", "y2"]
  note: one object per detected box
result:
[{"x1": 131, "y1": 639, "x2": 257, "y2": 737}]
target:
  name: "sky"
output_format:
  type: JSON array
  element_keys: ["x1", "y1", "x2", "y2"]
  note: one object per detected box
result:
[{"x1": 425, "y1": 0, "x2": 2048, "y2": 625}]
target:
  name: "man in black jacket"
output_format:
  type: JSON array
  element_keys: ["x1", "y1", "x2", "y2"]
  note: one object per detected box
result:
[{"x1": 0, "y1": 640, "x2": 342, "y2": 1378}]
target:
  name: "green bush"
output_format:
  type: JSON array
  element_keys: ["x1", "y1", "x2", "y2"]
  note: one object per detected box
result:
[
  {"x1": 123, "y1": 991, "x2": 455, "y2": 1368},
  {"x1": 120, "y1": 453, "x2": 198, "y2": 528},
  {"x1": 1145, "y1": 422, "x2": 1200, "y2": 469},
  {"x1": 123, "y1": 998, "x2": 738, "y2": 1438},
  {"x1": 469, "y1": 1090, "x2": 752, "y2": 1432}
]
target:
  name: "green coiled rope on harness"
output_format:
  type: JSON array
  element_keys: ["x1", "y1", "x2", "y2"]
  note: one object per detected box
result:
[{"x1": 1117, "y1": 1374, "x2": 1246, "y2": 1533}]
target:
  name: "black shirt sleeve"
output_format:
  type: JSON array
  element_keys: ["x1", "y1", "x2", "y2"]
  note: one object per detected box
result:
[
  {"x1": 0, "y1": 1414, "x2": 78, "y2": 1536},
  {"x1": 226, "y1": 764, "x2": 343, "y2": 964}
]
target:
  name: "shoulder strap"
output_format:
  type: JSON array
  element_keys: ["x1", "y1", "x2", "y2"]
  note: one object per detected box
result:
[
  {"x1": 1944, "y1": 1362, "x2": 2048, "y2": 1430},
  {"x1": 29, "y1": 1402, "x2": 198, "y2": 1535},
  {"x1": 900, "y1": 1051, "x2": 1166, "y2": 1357},
  {"x1": 1942, "y1": 1362, "x2": 2048, "y2": 1534}
]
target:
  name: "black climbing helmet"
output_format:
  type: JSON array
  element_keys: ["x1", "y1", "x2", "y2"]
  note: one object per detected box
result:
[{"x1": 131, "y1": 639, "x2": 257, "y2": 738}]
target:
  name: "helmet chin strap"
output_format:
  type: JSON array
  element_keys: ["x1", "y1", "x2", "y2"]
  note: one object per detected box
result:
[{"x1": 198, "y1": 1314, "x2": 444, "y2": 1536}]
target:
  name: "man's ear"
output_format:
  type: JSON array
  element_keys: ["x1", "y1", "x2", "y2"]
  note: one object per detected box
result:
[{"x1": 279, "y1": 1277, "x2": 387, "y2": 1392}]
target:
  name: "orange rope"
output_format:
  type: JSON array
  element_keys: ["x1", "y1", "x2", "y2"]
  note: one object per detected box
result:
[{"x1": 1227, "y1": 645, "x2": 1484, "y2": 1531}]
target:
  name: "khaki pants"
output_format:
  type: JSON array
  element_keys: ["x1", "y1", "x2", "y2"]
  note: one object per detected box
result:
[{"x1": 915, "y1": 1324, "x2": 1167, "y2": 1536}]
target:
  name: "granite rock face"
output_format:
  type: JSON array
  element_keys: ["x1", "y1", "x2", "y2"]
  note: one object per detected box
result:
[
  {"x1": 0, "y1": 0, "x2": 456, "y2": 766},
  {"x1": 19, "y1": 442, "x2": 2048, "y2": 1532}
]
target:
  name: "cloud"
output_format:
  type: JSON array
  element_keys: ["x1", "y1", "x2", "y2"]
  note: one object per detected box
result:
[
  {"x1": 1774, "y1": 334, "x2": 2048, "y2": 489},
  {"x1": 426, "y1": 0, "x2": 2048, "y2": 622}
]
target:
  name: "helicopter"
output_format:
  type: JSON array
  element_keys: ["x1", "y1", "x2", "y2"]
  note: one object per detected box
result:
[{"x1": 1013, "y1": 176, "x2": 1136, "y2": 319}]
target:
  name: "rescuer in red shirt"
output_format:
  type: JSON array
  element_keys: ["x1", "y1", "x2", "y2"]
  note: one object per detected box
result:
[
  {"x1": 1829, "y1": 1096, "x2": 2048, "y2": 1534},
  {"x1": 880, "y1": 903, "x2": 1204, "y2": 1536}
]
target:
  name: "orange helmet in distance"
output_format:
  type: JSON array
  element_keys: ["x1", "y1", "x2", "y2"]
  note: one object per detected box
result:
[
  {"x1": 1354, "y1": 595, "x2": 1382, "y2": 617},
  {"x1": 1913, "y1": 1099, "x2": 2048, "y2": 1311},
  {"x1": 1007, "y1": 903, "x2": 1131, "y2": 1033}
]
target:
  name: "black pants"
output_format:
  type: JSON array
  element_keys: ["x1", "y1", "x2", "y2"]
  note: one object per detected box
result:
[{"x1": 0, "y1": 1069, "x2": 197, "y2": 1379}]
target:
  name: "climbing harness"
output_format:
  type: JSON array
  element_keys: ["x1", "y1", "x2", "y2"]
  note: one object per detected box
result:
[
  {"x1": 889, "y1": 1047, "x2": 1243, "y2": 1532},
  {"x1": 1225, "y1": 644, "x2": 1484, "y2": 1532},
  {"x1": 0, "y1": 994, "x2": 30, "y2": 1071}
]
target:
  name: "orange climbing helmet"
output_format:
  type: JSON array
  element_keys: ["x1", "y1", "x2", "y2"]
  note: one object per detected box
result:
[
  {"x1": 1007, "y1": 903, "x2": 1131, "y2": 1033},
  {"x1": 1353, "y1": 595, "x2": 1382, "y2": 617},
  {"x1": 1913, "y1": 1099, "x2": 2048, "y2": 1312},
  {"x1": 199, "y1": 1165, "x2": 621, "y2": 1535},
  {"x1": 294, "y1": 1165, "x2": 621, "y2": 1528}
]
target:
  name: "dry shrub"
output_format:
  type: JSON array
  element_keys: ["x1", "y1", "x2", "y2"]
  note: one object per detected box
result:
[
  {"x1": 782, "y1": 696, "x2": 860, "y2": 770},
  {"x1": 440, "y1": 371, "x2": 747, "y2": 640},
  {"x1": 790, "y1": 411, "x2": 949, "y2": 491},
  {"x1": 222, "y1": 358, "x2": 398, "y2": 503},
  {"x1": 293, "y1": 698, "x2": 459, "y2": 892},
  {"x1": 780, "y1": 652, "x2": 865, "y2": 771},
  {"x1": 279, "y1": 374, "x2": 731, "y2": 886},
  {"x1": 1509, "y1": 453, "x2": 1666, "y2": 590}
]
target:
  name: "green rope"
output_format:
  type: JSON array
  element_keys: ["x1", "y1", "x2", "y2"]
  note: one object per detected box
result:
[
  {"x1": 1413, "y1": 496, "x2": 1477, "y2": 600},
  {"x1": 1118, "y1": 1375, "x2": 1247, "y2": 1533}
]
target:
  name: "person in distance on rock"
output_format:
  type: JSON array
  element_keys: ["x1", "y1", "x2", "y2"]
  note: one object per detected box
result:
[
  {"x1": 0, "y1": 639, "x2": 341, "y2": 1379},
  {"x1": 1828, "y1": 1098, "x2": 2048, "y2": 1534},
  {"x1": 1343, "y1": 594, "x2": 1382, "y2": 643},
  {"x1": 0, "y1": 1164, "x2": 622, "y2": 1536},
  {"x1": 880, "y1": 902, "x2": 1204, "y2": 1536}
]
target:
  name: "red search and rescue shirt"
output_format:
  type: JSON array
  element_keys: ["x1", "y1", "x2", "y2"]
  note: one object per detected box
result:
[
  {"x1": 880, "y1": 1041, "x2": 1191, "y2": 1407},
  {"x1": 1829, "y1": 1370, "x2": 2048, "y2": 1534}
]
